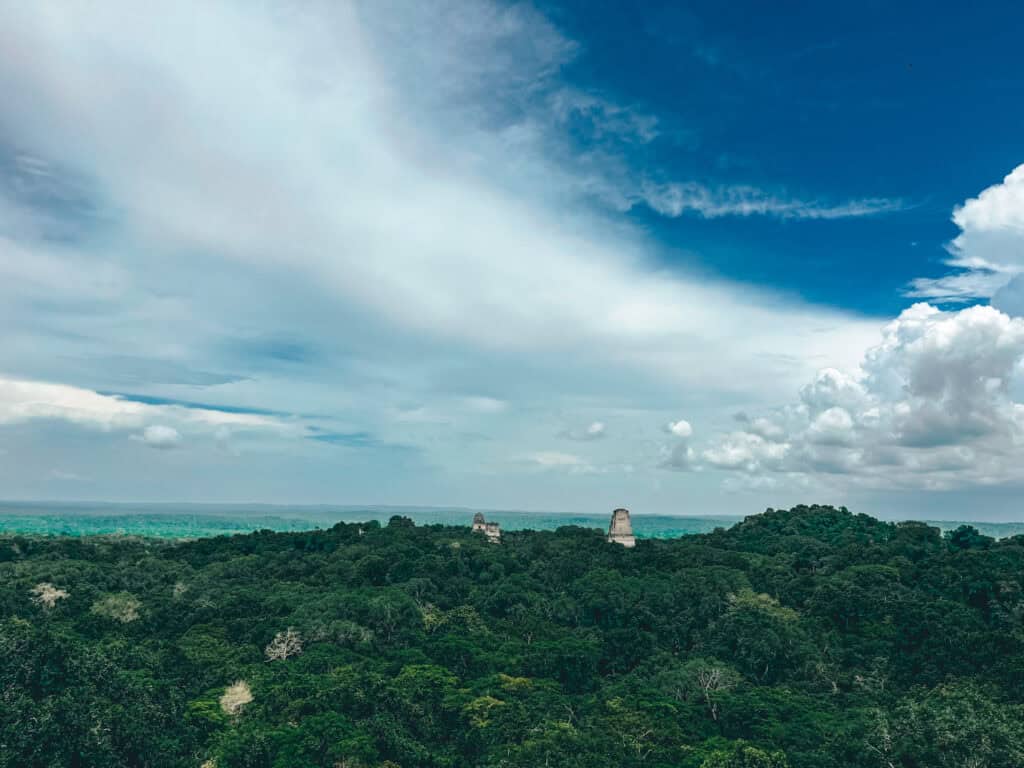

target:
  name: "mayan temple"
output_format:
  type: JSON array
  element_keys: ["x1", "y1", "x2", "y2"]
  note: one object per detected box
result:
[
  {"x1": 471, "y1": 512, "x2": 486, "y2": 533},
  {"x1": 484, "y1": 521, "x2": 501, "y2": 544},
  {"x1": 471, "y1": 512, "x2": 501, "y2": 543},
  {"x1": 606, "y1": 508, "x2": 636, "y2": 547}
]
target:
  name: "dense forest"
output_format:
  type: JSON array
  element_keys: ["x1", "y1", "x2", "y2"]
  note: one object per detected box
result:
[{"x1": 3, "y1": 505, "x2": 1024, "y2": 767}]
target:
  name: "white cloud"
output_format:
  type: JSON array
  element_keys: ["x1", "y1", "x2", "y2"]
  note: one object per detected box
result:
[
  {"x1": 806, "y1": 407, "x2": 856, "y2": 446},
  {"x1": 698, "y1": 303, "x2": 1024, "y2": 490},
  {"x1": 0, "y1": 377, "x2": 149, "y2": 430},
  {"x1": 0, "y1": 376, "x2": 296, "y2": 439},
  {"x1": 702, "y1": 431, "x2": 790, "y2": 472},
  {"x1": 0, "y1": 0, "x2": 880, "y2": 409},
  {"x1": 526, "y1": 451, "x2": 597, "y2": 474},
  {"x1": 547, "y1": 88, "x2": 659, "y2": 144},
  {"x1": 138, "y1": 425, "x2": 182, "y2": 450},
  {"x1": 529, "y1": 451, "x2": 584, "y2": 466},
  {"x1": 905, "y1": 269, "x2": 1005, "y2": 304},
  {"x1": 0, "y1": 1, "x2": 921, "y2": 511},
  {"x1": 733, "y1": 412, "x2": 786, "y2": 441},
  {"x1": 638, "y1": 182, "x2": 905, "y2": 220},
  {"x1": 907, "y1": 164, "x2": 1024, "y2": 308},
  {"x1": 665, "y1": 419, "x2": 693, "y2": 438},
  {"x1": 660, "y1": 418, "x2": 696, "y2": 470}
]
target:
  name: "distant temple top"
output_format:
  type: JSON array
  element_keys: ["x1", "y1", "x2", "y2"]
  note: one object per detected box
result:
[
  {"x1": 607, "y1": 508, "x2": 636, "y2": 548},
  {"x1": 471, "y1": 512, "x2": 501, "y2": 543}
]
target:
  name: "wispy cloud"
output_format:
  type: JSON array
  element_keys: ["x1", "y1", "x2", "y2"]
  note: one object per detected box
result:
[
  {"x1": 638, "y1": 182, "x2": 907, "y2": 220},
  {"x1": 547, "y1": 88, "x2": 660, "y2": 144},
  {"x1": 0, "y1": 376, "x2": 299, "y2": 439},
  {"x1": 526, "y1": 451, "x2": 596, "y2": 473},
  {"x1": 905, "y1": 268, "x2": 1005, "y2": 303},
  {"x1": 0, "y1": 0, "x2": 911, "y2": 511},
  {"x1": 559, "y1": 421, "x2": 606, "y2": 441}
]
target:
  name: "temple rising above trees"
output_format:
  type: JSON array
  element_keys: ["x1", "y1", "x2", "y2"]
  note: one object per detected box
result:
[
  {"x1": 607, "y1": 508, "x2": 636, "y2": 547},
  {"x1": 471, "y1": 512, "x2": 501, "y2": 543}
]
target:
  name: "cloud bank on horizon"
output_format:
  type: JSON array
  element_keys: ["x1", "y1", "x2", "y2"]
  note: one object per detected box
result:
[{"x1": 2, "y1": 1, "x2": 1024, "y2": 518}]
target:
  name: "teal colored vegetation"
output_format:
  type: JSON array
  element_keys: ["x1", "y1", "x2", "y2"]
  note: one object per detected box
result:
[
  {"x1": 0, "y1": 501, "x2": 740, "y2": 539},
  {"x1": 2, "y1": 501, "x2": 1021, "y2": 539},
  {"x1": 3, "y1": 505, "x2": 1024, "y2": 767},
  {"x1": 0, "y1": 513, "x2": 322, "y2": 538}
]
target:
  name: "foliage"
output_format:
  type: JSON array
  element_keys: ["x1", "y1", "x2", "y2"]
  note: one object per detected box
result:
[
  {"x1": 220, "y1": 681, "x2": 254, "y2": 716},
  {"x1": 2, "y1": 504, "x2": 1024, "y2": 767},
  {"x1": 264, "y1": 628, "x2": 304, "y2": 662},
  {"x1": 30, "y1": 581, "x2": 69, "y2": 609},
  {"x1": 90, "y1": 590, "x2": 142, "y2": 623}
]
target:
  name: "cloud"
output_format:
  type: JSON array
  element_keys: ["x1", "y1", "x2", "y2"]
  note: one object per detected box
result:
[
  {"x1": 661, "y1": 443, "x2": 696, "y2": 471},
  {"x1": 529, "y1": 451, "x2": 584, "y2": 466},
  {"x1": 806, "y1": 406, "x2": 856, "y2": 446},
  {"x1": 526, "y1": 451, "x2": 595, "y2": 473},
  {"x1": 547, "y1": 88, "x2": 659, "y2": 144},
  {"x1": 637, "y1": 182, "x2": 906, "y2": 220},
  {"x1": 0, "y1": 1, "x2": 911, "y2": 510},
  {"x1": 907, "y1": 164, "x2": 1024, "y2": 308},
  {"x1": 905, "y1": 268, "x2": 1005, "y2": 304},
  {"x1": 463, "y1": 397, "x2": 508, "y2": 414},
  {"x1": 702, "y1": 431, "x2": 788, "y2": 472},
  {"x1": 138, "y1": 425, "x2": 182, "y2": 450},
  {"x1": 697, "y1": 302, "x2": 1024, "y2": 490},
  {"x1": 732, "y1": 412, "x2": 786, "y2": 441},
  {"x1": 560, "y1": 421, "x2": 606, "y2": 441},
  {"x1": 665, "y1": 419, "x2": 693, "y2": 438},
  {"x1": 0, "y1": 0, "x2": 881, "y2": 406},
  {"x1": 660, "y1": 418, "x2": 695, "y2": 470},
  {"x1": 0, "y1": 376, "x2": 297, "y2": 439}
]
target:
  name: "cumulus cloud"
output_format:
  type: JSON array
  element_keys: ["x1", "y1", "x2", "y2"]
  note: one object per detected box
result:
[
  {"x1": 660, "y1": 418, "x2": 696, "y2": 470},
  {"x1": 908, "y1": 164, "x2": 1024, "y2": 309},
  {"x1": 665, "y1": 419, "x2": 693, "y2": 438},
  {"x1": 698, "y1": 303, "x2": 1024, "y2": 490},
  {"x1": 138, "y1": 425, "x2": 182, "y2": 450},
  {"x1": 733, "y1": 412, "x2": 786, "y2": 441},
  {"x1": 702, "y1": 431, "x2": 788, "y2": 472}
]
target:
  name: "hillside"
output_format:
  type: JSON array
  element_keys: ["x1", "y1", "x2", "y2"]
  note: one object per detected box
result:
[{"x1": 2, "y1": 505, "x2": 1024, "y2": 767}]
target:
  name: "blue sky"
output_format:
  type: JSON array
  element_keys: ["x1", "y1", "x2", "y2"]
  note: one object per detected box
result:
[
  {"x1": 3, "y1": 1, "x2": 1024, "y2": 519},
  {"x1": 546, "y1": 0, "x2": 1024, "y2": 314}
]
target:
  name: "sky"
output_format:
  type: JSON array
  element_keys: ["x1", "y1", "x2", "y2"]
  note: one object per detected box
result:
[{"x1": 2, "y1": 1, "x2": 1024, "y2": 520}]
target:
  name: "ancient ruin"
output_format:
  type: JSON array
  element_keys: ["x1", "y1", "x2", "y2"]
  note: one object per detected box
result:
[
  {"x1": 484, "y1": 521, "x2": 501, "y2": 544},
  {"x1": 471, "y1": 512, "x2": 501, "y2": 543},
  {"x1": 607, "y1": 508, "x2": 636, "y2": 547}
]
